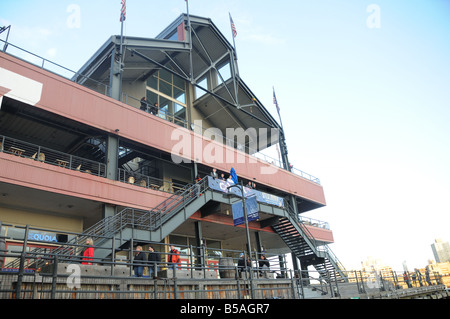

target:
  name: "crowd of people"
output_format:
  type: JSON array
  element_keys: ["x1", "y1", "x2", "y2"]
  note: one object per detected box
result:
[
  {"x1": 209, "y1": 167, "x2": 256, "y2": 189},
  {"x1": 133, "y1": 244, "x2": 180, "y2": 278}
]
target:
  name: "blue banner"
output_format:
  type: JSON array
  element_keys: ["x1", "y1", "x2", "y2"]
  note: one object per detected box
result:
[
  {"x1": 232, "y1": 195, "x2": 259, "y2": 226},
  {"x1": 207, "y1": 176, "x2": 284, "y2": 207}
]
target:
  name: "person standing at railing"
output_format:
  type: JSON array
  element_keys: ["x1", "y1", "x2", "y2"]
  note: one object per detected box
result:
[
  {"x1": 211, "y1": 168, "x2": 218, "y2": 179},
  {"x1": 168, "y1": 245, "x2": 181, "y2": 270},
  {"x1": 258, "y1": 255, "x2": 270, "y2": 277},
  {"x1": 148, "y1": 246, "x2": 161, "y2": 278},
  {"x1": 133, "y1": 245, "x2": 146, "y2": 277},
  {"x1": 140, "y1": 97, "x2": 149, "y2": 112},
  {"x1": 193, "y1": 175, "x2": 202, "y2": 197},
  {"x1": 151, "y1": 102, "x2": 159, "y2": 115},
  {"x1": 81, "y1": 238, "x2": 95, "y2": 265}
]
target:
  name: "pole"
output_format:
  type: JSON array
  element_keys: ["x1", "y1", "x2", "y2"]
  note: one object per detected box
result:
[
  {"x1": 186, "y1": 0, "x2": 194, "y2": 83},
  {"x1": 239, "y1": 181, "x2": 255, "y2": 299},
  {"x1": 229, "y1": 13, "x2": 240, "y2": 107},
  {"x1": 228, "y1": 182, "x2": 255, "y2": 298},
  {"x1": 240, "y1": 180, "x2": 252, "y2": 265}
]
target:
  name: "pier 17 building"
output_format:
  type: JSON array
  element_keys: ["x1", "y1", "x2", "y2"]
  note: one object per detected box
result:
[{"x1": 0, "y1": 14, "x2": 346, "y2": 299}]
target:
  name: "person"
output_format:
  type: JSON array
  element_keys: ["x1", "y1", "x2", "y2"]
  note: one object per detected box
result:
[
  {"x1": 226, "y1": 175, "x2": 235, "y2": 185},
  {"x1": 403, "y1": 272, "x2": 412, "y2": 288},
  {"x1": 246, "y1": 181, "x2": 253, "y2": 189},
  {"x1": 168, "y1": 245, "x2": 181, "y2": 270},
  {"x1": 211, "y1": 168, "x2": 218, "y2": 179},
  {"x1": 415, "y1": 268, "x2": 423, "y2": 287},
  {"x1": 148, "y1": 246, "x2": 161, "y2": 278},
  {"x1": 140, "y1": 97, "x2": 148, "y2": 112},
  {"x1": 411, "y1": 272, "x2": 417, "y2": 287},
  {"x1": 258, "y1": 255, "x2": 270, "y2": 277},
  {"x1": 151, "y1": 102, "x2": 159, "y2": 115},
  {"x1": 133, "y1": 246, "x2": 146, "y2": 277},
  {"x1": 220, "y1": 173, "x2": 226, "y2": 181},
  {"x1": 81, "y1": 238, "x2": 95, "y2": 265},
  {"x1": 194, "y1": 175, "x2": 202, "y2": 197},
  {"x1": 425, "y1": 269, "x2": 433, "y2": 286},
  {"x1": 237, "y1": 253, "x2": 251, "y2": 275}
]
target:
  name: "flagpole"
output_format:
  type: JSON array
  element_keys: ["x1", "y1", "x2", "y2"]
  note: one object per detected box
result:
[
  {"x1": 229, "y1": 13, "x2": 240, "y2": 77},
  {"x1": 117, "y1": 0, "x2": 126, "y2": 102},
  {"x1": 119, "y1": 0, "x2": 126, "y2": 62},
  {"x1": 186, "y1": 0, "x2": 193, "y2": 83},
  {"x1": 273, "y1": 87, "x2": 284, "y2": 131},
  {"x1": 229, "y1": 13, "x2": 240, "y2": 107},
  {"x1": 273, "y1": 87, "x2": 290, "y2": 171}
]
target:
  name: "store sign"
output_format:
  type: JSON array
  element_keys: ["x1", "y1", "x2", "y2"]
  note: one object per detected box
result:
[
  {"x1": 207, "y1": 176, "x2": 284, "y2": 207},
  {"x1": 27, "y1": 231, "x2": 58, "y2": 243}
]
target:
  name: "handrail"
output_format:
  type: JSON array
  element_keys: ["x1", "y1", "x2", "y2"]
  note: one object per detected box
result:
[
  {"x1": 0, "y1": 134, "x2": 106, "y2": 177},
  {"x1": 283, "y1": 200, "x2": 347, "y2": 277}
]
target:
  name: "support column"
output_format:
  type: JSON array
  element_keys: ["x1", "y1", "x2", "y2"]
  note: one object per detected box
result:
[
  {"x1": 106, "y1": 135, "x2": 119, "y2": 181},
  {"x1": 102, "y1": 204, "x2": 116, "y2": 219},
  {"x1": 254, "y1": 232, "x2": 263, "y2": 256},
  {"x1": 194, "y1": 221, "x2": 203, "y2": 268},
  {"x1": 109, "y1": 47, "x2": 123, "y2": 101},
  {"x1": 291, "y1": 254, "x2": 300, "y2": 277}
]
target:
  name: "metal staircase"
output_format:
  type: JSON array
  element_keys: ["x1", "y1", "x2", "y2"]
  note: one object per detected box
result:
[{"x1": 272, "y1": 202, "x2": 347, "y2": 282}]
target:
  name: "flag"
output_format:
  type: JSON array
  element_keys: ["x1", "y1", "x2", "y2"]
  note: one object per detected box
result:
[
  {"x1": 229, "y1": 14, "x2": 237, "y2": 38},
  {"x1": 120, "y1": 0, "x2": 126, "y2": 22},
  {"x1": 273, "y1": 87, "x2": 280, "y2": 116}
]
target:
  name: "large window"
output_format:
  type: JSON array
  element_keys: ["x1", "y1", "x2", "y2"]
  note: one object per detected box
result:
[{"x1": 146, "y1": 70, "x2": 187, "y2": 126}]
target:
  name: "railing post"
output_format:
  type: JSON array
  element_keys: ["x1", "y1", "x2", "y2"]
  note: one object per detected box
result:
[
  {"x1": 189, "y1": 244, "x2": 194, "y2": 278},
  {"x1": 51, "y1": 254, "x2": 58, "y2": 299},
  {"x1": 298, "y1": 270, "x2": 305, "y2": 299},
  {"x1": 110, "y1": 235, "x2": 116, "y2": 277},
  {"x1": 15, "y1": 225, "x2": 30, "y2": 299}
]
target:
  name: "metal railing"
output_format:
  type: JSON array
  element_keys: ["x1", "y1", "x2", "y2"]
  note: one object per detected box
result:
[
  {"x1": 283, "y1": 200, "x2": 347, "y2": 279},
  {"x1": 295, "y1": 268, "x2": 448, "y2": 299},
  {"x1": 0, "y1": 222, "x2": 298, "y2": 300},
  {"x1": 117, "y1": 168, "x2": 186, "y2": 193},
  {"x1": 0, "y1": 135, "x2": 106, "y2": 177},
  {"x1": 1, "y1": 222, "x2": 447, "y2": 300}
]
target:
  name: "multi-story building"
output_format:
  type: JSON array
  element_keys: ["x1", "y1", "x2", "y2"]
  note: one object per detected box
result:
[
  {"x1": 431, "y1": 239, "x2": 450, "y2": 263},
  {"x1": 0, "y1": 13, "x2": 345, "y2": 286}
]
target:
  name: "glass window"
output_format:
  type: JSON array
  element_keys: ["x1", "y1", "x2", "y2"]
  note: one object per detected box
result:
[
  {"x1": 145, "y1": 69, "x2": 186, "y2": 126},
  {"x1": 159, "y1": 69, "x2": 172, "y2": 83},
  {"x1": 147, "y1": 75, "x2": 158, "y2": 90},
  {"x1": 217, "y1": 63, "x2": 231, "y2": 84},
  {"x1": 174, "y1": 88, "x2": 185, "y2": 104},
  {"x1": 167, "y1": 31, "x2": 179, "y2": 41},
  {"x1": 196, "y1": 77, "x2": 208, "y2": 99},
  {"x1": 147, "y1": 91, "x2": 158, "y2": 105},
  {"x1": 159, "y1": 80, "x2": 172, "y2": 97},
  {"x1": 173, "y1": 76, "x2": 185, "y2": 91}
]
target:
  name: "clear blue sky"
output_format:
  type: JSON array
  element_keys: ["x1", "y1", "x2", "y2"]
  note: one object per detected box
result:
[{"x1": 2, "y1": 0, "x2": 450, "y2": 271}]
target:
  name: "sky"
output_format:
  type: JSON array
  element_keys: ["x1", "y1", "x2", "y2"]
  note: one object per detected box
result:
[{"x1": 1, "y1": 0, "x2": 450, "y2": 271}]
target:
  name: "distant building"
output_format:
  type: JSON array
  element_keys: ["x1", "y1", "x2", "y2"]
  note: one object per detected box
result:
[{"x1": 431, "y1": 239, "x2": 450, "y2": 263}]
